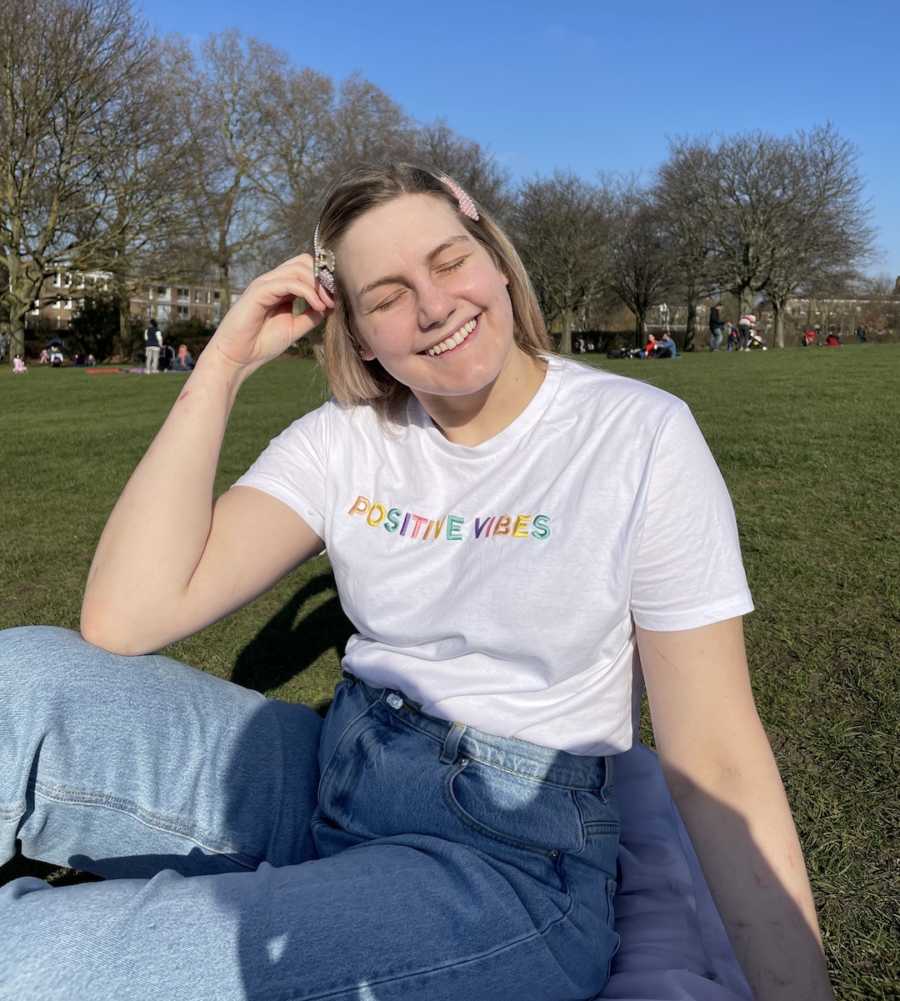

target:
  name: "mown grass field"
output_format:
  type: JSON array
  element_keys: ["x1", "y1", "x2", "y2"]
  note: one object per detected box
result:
[{"x1": 1, "y1": 346, "x2": 898, "y2": 999}]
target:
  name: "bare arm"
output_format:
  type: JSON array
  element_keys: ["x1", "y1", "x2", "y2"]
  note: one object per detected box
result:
[
  {"x1": 637, "y1": 617, "x2": 834, "y2": 1001},
  {"x1": 81, "y1": 255, "x2": 333, "y2": 654}
]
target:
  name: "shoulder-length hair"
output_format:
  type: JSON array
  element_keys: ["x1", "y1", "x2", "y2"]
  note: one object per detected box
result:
[{"x1": 315, "y1": 163, "x2": 550, "y2": 418}]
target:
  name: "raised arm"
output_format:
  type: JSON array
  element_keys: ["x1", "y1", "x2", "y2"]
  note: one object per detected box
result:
[
  {"x1": 81, "y1": 255, "x2": 333, "y2": 655},
  {"x1": 637, "y1": 617, "x2": 835, "y2": 1001}
]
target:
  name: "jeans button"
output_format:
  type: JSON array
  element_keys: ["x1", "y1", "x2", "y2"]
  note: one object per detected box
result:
[{"x1": 386, "y1": 693, "x2": 403, "y2": 710}]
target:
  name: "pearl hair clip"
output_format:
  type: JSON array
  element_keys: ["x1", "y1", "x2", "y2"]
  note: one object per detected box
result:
[
  {"x1": 313, "y1": 223, "x2": 336, "y2": 293},
  {"x1": 438, "y1": 175, "x2": 480, "y2": 221}
]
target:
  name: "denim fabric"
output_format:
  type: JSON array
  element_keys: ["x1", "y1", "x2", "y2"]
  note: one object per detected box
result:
[{"x1": 0, "y1": 627, "x2": 620, "y2": 1001}]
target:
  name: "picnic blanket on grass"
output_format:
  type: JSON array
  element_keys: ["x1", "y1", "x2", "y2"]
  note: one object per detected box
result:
[{"x1": 600, "y1": 743, "x2": 753, "y2": 1000}]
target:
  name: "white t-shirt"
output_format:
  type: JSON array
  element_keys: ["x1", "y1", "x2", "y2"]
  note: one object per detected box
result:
[{"x1": 235, "y1": 356, "x2": 753, "y2": 755}]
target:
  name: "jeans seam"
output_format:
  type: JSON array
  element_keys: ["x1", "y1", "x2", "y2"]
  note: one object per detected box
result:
[
  {"x1": 316, "y1": 700, "x2": 381, "y2": 805},
  {"x1": 33, "y1": 781, "x2": 260, "y2": 869},
  {"x1": 249, "y1": 894, "x2": 577, "y2": 1001}
]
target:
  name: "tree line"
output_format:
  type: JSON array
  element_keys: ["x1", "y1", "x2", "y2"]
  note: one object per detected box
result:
[{"x1": 0, "y1": 0, "x2": 877, "y2": 360}]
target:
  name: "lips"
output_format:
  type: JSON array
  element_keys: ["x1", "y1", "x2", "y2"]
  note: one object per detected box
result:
[{"x1": 420, "y1": 315, "x2": 480, "y2": 357}]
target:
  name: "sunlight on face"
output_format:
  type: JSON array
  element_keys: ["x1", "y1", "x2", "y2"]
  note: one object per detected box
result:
[{"x1": 337, "y1": 194, "x2": 515, "y2": 400}]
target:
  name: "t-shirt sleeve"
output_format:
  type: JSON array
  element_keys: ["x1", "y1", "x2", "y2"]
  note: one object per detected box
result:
[
  {"x1": 232, "y1": 401, "x2": 333, "y2": 541},
  {"x1": 630, "y1": 401, "x2": 754, "y2": 630}
]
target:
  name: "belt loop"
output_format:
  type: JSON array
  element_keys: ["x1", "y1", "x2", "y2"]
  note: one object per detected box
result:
[
  {"x1": 601, "y1": 753, "x2": 615, "y2": 799},
  {"x1": 440, "y1": 722, "x2": 467, "y2": 764}
]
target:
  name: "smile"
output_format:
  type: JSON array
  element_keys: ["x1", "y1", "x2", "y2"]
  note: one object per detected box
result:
[{"x1": 422, "y1": 316, "x2": 480, "y2": 357}]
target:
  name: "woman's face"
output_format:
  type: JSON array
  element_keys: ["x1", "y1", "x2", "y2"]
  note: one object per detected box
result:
[{"x1": 337, "y1": 194, "x2": 516, "y2": 400}]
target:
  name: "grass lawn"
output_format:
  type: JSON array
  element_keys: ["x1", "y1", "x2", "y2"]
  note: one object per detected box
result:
[{"x1": 1, "y1": 346, "x2": 898, "y2": 999}]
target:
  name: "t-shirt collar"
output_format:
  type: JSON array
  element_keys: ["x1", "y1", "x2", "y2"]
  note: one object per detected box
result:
[{"x1": 405, "y1": 354, "x2": 562, "y2": 458}]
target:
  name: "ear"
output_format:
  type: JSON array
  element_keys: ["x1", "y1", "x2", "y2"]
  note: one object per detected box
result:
[{"x1": 349, "y1": 319, "x2": 376, "y2": 361}]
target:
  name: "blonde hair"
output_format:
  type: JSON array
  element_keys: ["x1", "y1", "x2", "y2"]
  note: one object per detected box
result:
[{"x1": 315, "y1": 163, "x2": 550, "y2": 418}]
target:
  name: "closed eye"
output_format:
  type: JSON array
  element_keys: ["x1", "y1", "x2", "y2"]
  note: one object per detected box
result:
[
  {"x1": 373, "y1": 291, "x2": 406, "y2": 312},
  {"x1": 438, "y1": 256, "x2": 468, "y2": 274}
]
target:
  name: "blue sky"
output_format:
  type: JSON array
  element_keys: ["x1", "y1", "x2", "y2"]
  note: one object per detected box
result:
[{"x1": 139, "y1": 0, "x2": 900, "y2": 278}]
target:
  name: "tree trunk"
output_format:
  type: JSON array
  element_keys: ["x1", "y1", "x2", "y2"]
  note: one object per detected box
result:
[
  {"x1": 9, "y1": 318, "x2": 26, "y2": 361},
  {"x1": 220, "y1": 260, "x2": 231, "y2": 311},
  {"x1": 112, "y1": 271, "x2": 133, "y2": 360},
  {"x1": 8, "y1": 288, "x2": 36, "y2": 361},
  {"x1": 773, "y1": 299, "x2": 786, "y2": 349},
  {"x1": 633, "y1": 311, "x2": 645, "y2": 350},
  {"x1": 559, "y1": 311, "x2": 572, "y2": 354},
  {"x1": 684, "y1": 296, "x2": 697, "y2": 352},
  {"x1": 5, "y1": 258, "x2": 41, "y2": 361},
  {"x1": 738, "y1": 285, "x2": 753, "y2": 317}
]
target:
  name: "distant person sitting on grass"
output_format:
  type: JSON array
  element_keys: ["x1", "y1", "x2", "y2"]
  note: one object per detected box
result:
[
  {"x1": 655, "y1": 332, "x2": 677, "y2": 358},
  {"x1": 0, "y1": 163, "x2": 835, "y2": 1001},
  {"x1": 172, "y1": 343, "x2": 195, "y2": 371},
  {"x1": 642, "y1": 332, "x2": 658, "y2": 357},
  {"x1": 12, "y1": 354, "x2": 27, "y2": 374}
]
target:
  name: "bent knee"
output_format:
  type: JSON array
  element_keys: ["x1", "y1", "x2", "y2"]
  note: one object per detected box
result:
[{"x1": 0, "y1": 625, "x2": 104, "y2": 691}]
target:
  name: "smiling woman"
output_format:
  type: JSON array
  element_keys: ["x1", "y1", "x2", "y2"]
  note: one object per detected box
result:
[
  {"x1": 0, "y1": 163, "x2": 834, "y2": 1001},
  {"x1": 317, "y1": 165, "x2": 549, "y2": 439}
]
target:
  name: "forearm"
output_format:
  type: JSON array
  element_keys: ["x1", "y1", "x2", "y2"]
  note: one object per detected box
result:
[
  {"x1": 664, "y1": 736, "x2": 834, "y2": 1001},
  {"x1": 81, "y1": 349, "x2": 248, "y2": 650}
]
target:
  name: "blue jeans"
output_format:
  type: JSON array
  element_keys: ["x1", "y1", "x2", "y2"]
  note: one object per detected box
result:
[{"x1": 0, "y1": 627, "x2": 620, "y2": 1000}]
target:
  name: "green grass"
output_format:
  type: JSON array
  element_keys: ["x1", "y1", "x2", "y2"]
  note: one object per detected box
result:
[{"x1": 2, "y1": 348, "x2": 898, "y2": 999}]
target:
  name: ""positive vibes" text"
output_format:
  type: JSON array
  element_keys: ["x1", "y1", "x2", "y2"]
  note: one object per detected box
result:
[{"x1": 347, "y1": 495, "x2": 551, "y2": 542}]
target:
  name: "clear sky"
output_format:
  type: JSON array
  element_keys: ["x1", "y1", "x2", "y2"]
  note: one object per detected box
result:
[{"x1": 139, "y1": 0, "x2": 900, "y2": 279}]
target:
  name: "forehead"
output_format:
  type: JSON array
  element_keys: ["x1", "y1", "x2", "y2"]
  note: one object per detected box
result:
[{"x1": 338, "y1": 194, "x2": 469, "y2": 283}]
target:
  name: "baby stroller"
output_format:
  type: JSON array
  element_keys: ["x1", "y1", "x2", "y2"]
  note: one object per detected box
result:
[{"x1": 747, "y1": 329, "x2": 768, "y2": 351}]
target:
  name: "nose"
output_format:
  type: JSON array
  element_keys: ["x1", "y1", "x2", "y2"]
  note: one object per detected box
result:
[{"x1": 416, "y1": 276, "x2": 456, "y2": 331}]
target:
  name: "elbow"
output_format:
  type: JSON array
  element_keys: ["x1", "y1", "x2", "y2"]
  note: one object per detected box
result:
[{"x1": 80, "y1": 603, "x2": 152, "y2": 656}]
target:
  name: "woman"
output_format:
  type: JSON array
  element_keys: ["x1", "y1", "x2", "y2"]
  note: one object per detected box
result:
[
  {"x1": 0, "y1": 165, "x2": 832, "y2": 1001},
  {"x1": 172, "y1": 343, "x2": 195, "y2": 371}
]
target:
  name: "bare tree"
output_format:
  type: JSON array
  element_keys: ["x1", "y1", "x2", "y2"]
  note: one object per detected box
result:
[
  {"x1": 661, "y1": 127, "x2": 874, "y2": 346},
  {"x1": 249, "y1": 70, "x2": 414, "y2": 267},
  {"x1": 173, "y1": 31, "x2": 284, "y2": 307},
  {"x1": 0, "y1": 0, "x2": 152, "y2": 359},
  {"x1": 605, "y1": 186, "x2": 675, "y2": 348},
  {"x1": 87, "y1": 36, "x2": 200, "y2": 356},
  {"x1": 247, "y1": 63, "x2": 335, "y2": 265},
  {"x1": 513, "y1": 173, "x2": 611, "y2": 353},
  {"x1": 762, "y1": 126, "x2": 874, "y2": 347},
  {"x1": 412, "y1": 122, "x2": 511, "y2": 217},
  {"x1": 656, "y1": 146, "x2": 719, "y2": 349}
]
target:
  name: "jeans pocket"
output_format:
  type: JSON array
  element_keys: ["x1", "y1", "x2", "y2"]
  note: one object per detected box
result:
[{"x1": 443, "y1": 758, "x2": 586, "y2": 858}]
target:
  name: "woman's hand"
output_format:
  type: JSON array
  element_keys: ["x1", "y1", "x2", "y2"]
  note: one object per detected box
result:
[{"x1": 205, "y1": 254, "x2": 335, "y2": 375}]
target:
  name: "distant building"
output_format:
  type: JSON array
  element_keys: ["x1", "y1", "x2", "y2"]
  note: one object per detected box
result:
[{"x1": 26, "y1": 269, "x2": 241, "y2": 332}]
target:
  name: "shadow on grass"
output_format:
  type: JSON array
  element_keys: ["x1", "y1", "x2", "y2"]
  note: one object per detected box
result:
[{"x1": 231, "y1": 571, "x2": 354, "y2": 714}]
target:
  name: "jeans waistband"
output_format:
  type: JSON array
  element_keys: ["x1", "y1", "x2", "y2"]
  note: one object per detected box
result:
[{"x1": 341, "y1": 670, "x2": 613, "y2": 794}]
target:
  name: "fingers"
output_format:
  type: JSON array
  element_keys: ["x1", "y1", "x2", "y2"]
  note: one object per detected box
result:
[
  {"x1": 262, "y1": 255, "x2": 336, "y2": 312},
  {"x1": 252, "y1": 271, "x2": 333, "y2": 316}
]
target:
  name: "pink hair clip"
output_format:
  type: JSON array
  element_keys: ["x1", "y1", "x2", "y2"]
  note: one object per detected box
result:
[
  {"x1": 313, "y1": 223, "x2": 336, "y2": 293},
  {"x1": 438, "y1": 174, "x2": 480, "y2": 221}
]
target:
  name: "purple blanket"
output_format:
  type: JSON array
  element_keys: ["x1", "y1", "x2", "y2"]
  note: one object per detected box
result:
[{"x1": 601, "y1": 744, "x2": 753, "y2": 1000}]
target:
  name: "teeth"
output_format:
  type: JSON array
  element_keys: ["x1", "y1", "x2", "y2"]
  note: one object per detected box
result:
[{"x1": 426, "y1": 318, "x2": 477, "y2": 356}]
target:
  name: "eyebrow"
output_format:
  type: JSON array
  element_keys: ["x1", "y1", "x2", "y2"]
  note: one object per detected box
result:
[{"x1": 357, "y1": 235, "x2": 472, "y2": 298}]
